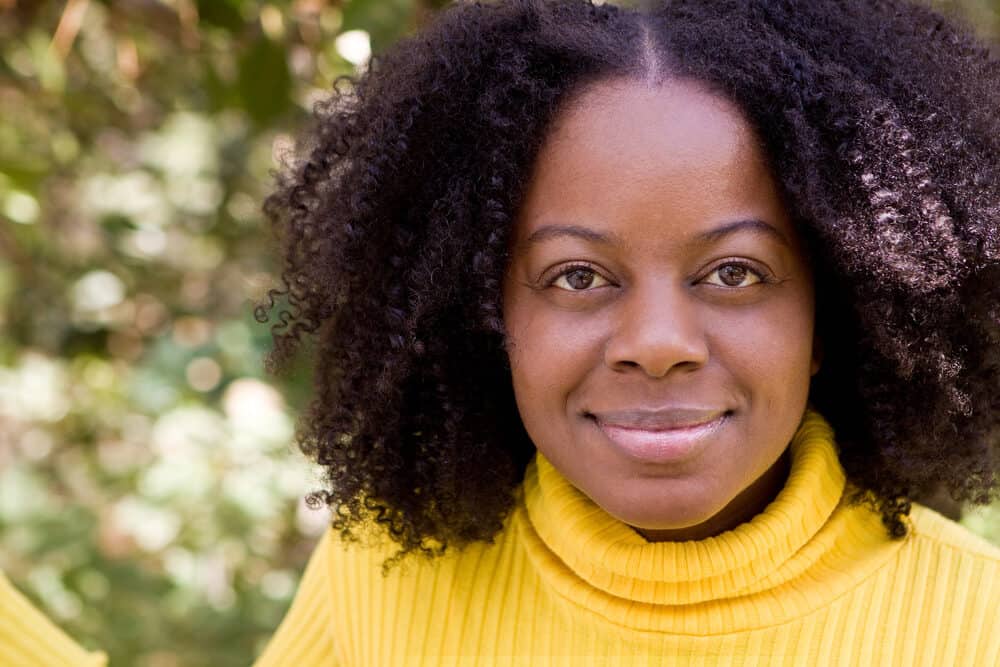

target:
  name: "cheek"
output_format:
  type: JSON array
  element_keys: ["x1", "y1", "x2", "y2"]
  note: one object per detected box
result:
[
  {"x1": 709, "y1": 289, "x2": 816, "y2": 400},
  {"x1": 504, "y1": 303, "x2": 605, "y2": 423}
]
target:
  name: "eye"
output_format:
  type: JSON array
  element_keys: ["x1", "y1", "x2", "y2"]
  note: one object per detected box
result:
[
  {"x1": 702, "y1": 262, "x2": 767, "y2": 288},
  {"x1": 549, "y1": 264, "x2": 613, "y2": 292}
]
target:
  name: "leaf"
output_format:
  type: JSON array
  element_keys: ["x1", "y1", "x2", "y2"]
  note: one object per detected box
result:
[
  {"x1": 195, "y1": 0, "x2": 246, "y2": 30},
  {"x1": 237, "y1": 36, "x2": 293, "y2": 126},
  {"x1": 341, "y1": 0, "x2": 418, "y2": 56}
]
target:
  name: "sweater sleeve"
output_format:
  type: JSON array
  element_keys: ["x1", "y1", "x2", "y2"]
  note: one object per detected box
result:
[
  {"x1": 0, "y1": 571, "x2": 107, "y2": 667},
  {"x1": 252, "y1": 529, "x2": 342, "y2": 667}
]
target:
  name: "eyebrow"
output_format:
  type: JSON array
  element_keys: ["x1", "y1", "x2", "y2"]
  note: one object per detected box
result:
[
  {"x1": 522, "y1": 218, "x2": 791, "y2": 249},
  {"x1": 523, "y1": 224, "x2": 624, "y2": 247}
]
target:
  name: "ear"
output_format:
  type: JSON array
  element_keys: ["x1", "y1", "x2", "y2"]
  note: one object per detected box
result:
[{"x1": 810, "y1": 331, "x2": 823, "y2": 376}]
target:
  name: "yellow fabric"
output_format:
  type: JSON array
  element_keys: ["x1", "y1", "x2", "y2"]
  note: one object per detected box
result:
[
  {"x1": 253, "y1": 409, "x2": 1000, "y2": 666},
  {"x1": 0, "y1": 570, "x2": 106, "y2": 667}
]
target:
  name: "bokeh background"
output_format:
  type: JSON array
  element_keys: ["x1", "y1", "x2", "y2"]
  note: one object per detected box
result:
[{"x1": 0, "y1": 1, "x2": 998, "y2": 665}]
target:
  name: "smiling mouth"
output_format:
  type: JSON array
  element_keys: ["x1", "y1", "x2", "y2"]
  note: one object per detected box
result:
[{"x1": 585, "y1": 410, "x2": 733, "y2": 464}]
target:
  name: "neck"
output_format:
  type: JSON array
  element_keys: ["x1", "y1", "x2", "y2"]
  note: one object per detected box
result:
[{"x1": 632, "y1": 445, "x2": 793, "y2": 542}]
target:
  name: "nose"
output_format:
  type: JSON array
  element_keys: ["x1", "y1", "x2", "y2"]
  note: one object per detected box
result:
[{"x1": 603, "y1": 280, "x2": 709, "y2": 378}]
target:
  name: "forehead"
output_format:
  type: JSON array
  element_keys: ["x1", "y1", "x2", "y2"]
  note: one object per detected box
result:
[{"x1": 514, "y1": 77, "x2": 786, "y2": 244}]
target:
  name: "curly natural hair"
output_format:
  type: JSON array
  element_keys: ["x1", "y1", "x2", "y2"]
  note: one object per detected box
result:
[{"x1": 256, "y1": 0, "x2": 1000, "y2": 565}]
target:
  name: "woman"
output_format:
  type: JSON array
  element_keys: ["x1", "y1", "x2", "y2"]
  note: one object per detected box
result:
[{"x1": 253, "y1": 0, "x2": 1000, "y2": 664}]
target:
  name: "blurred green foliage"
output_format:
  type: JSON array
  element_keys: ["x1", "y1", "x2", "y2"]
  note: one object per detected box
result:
[{"x1": 0, "y1": 1, "x2": 997, "y2": 666}]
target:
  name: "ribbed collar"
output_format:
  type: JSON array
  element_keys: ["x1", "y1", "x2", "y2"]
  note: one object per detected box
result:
[{"x1": 513, "y1": 408, "x2": 904, "y2": 634}]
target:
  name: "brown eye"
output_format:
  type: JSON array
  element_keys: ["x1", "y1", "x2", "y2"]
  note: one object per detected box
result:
[
  {"x1": 704, "y1": 262, "x2": 764, "y2": 288},
  {"x1": 566, "y1": 269, "x2": 595, "y2": 289},
  {"x1": 551, "y1": 266, "x2": 611, "y2": 291}
]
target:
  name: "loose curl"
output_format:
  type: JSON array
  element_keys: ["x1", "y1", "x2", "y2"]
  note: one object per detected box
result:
[{"x1": 256, "y1": 0, "x2": 1000, "y2": 568}]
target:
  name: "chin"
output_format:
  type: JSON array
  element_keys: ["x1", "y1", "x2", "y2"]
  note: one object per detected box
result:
[{"x1": 601, "y1": 488, "x2": 722, "y2": 532}]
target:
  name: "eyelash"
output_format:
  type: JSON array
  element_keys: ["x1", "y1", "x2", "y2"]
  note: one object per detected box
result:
[
  {"x1": 700, "y1": 260, "x2": 773, "y2": 288},
  {"x1": 544, "y1": 260, "x2": 773, "y2": 291},
  {"x1": 544, "y1": 262, "x2": 607, "y2": 290}
]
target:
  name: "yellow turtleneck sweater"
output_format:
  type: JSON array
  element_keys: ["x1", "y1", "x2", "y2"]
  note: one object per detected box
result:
[
  {"x1": 0, "y1": 570, "x2": 106, "y2": 666},
  {"x1": 253, "y1": 410, "x2": 1000, "y2": 666}
]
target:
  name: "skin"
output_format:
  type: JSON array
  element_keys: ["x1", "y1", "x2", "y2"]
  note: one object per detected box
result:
[{"x1": 501, "y1": 77, "x2": 822, "y2": 542}]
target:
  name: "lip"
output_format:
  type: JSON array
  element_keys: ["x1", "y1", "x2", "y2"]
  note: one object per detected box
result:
[
  {"x1": 588, "y1": 407, "x2": 729, "y2": 430},
  {"x1": 589, "y1": 409, "x2": 731, "y2": 465}
]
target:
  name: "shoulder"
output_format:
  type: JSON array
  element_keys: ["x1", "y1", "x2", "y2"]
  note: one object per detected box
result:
[
  {"x1": 907, "y1": 503, "x2": 1000, "y2": 562},
  {"x1": 0, "y1": 570, "x2": 107, "y2": 667},
  {"x1": 317, "y1": 516, "x2": 525, "y2": 625},
  {"x1": 885, "y1": 503, "x2": 1000, "y2": 644},
  {"x1": 321, "y1": 516, "x2": 521, "y2": 589}
]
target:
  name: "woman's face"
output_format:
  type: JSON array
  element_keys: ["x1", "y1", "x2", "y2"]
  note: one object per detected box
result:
[{"x1": 501, "y1": 77, "x2": 820, "y2": 541}]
